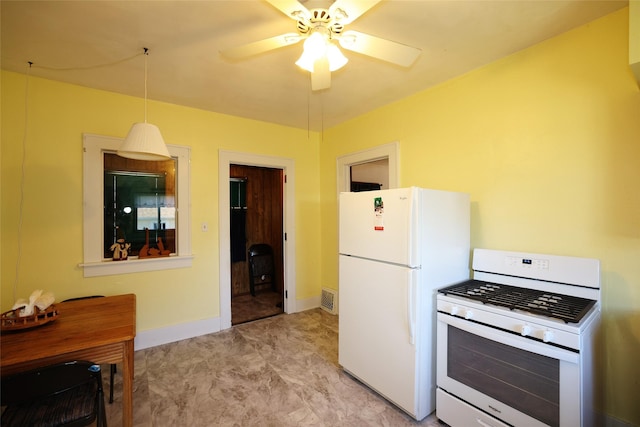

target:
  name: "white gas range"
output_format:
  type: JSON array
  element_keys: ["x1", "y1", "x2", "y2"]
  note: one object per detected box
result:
[{"x1": 436, "y1": 248, "x2": 601, "y2": 427}]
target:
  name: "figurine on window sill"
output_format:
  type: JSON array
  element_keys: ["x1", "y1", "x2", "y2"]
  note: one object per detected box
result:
[
  {"x1": 138, "y1": 228, "x2": 171, "y2": 258},
  {"x1": 110, "y1": 227, "x2": 131, "y2": 261}
]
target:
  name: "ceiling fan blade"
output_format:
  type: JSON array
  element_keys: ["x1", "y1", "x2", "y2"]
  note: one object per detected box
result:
[
  {"x1": 221, "y1": 33, "x2": 302, "y2": 60},
  {"x1": 264, "y1": 0, "x2": 310, "y2": 21},
  {"x1": 311, "y1": 56, "x2": 331, "y2": 91},
  {"x1": 329, "y1": 0, "x2": 381, "y2": 25},
  {"x1": 338, "y1": 30, "x2": 421, "y2": 67}
]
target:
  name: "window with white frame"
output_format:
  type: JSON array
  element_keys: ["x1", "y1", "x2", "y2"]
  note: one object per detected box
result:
[{"x1": 81, "y1": 134, "x2": 192, "y2": 277}]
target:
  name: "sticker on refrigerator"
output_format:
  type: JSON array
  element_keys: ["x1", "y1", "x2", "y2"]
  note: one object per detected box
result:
[{"x1": 374, "y1": 197, "x2": 384, "y2": 230}]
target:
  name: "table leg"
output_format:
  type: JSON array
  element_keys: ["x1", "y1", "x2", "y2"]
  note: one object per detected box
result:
[{"x1": 122, "y1": 339, "x2": 135, "y2": 427}]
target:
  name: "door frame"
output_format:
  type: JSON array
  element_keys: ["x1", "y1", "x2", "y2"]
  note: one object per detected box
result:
[
  {"x1": 218, "y1": 150, "x2": 296, "y2": 330},
  {"x1": 336, "y1": 141, "x2": 399, "y2": 193}
]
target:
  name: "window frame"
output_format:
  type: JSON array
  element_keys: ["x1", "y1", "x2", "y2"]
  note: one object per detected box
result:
[{"x1": 81, "y1": 133, "x2": 192, "y2": 277}]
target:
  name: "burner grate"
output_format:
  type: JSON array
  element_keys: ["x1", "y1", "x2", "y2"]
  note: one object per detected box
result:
[{"x1": 439, "y1": 280, "x2": 596, "y2": 323}]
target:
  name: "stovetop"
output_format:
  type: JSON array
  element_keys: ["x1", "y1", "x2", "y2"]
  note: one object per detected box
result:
[{"x1": 438, "y1": 279, "x2": 596, "y2": 324}]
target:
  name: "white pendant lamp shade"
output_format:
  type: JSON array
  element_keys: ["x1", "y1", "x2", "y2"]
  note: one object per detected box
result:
[
  {"x1": 118, "y1": 122, "x2": 171, "y2": 161},
  {"x1": 118, "y1": 48, "x2": 171, "y2": 161}
]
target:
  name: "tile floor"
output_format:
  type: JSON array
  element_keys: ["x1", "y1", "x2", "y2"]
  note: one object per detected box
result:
[
  {"x1": 105, "y1": 309, "x2": 444, "y2": 426},
  {"x1": 231, "y1": 290, "x2": 283, "y2": 325}
]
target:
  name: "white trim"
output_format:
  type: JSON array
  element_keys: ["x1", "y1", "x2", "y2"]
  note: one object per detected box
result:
[
  {"x1": 295, "y1": 294, "x2": 321, "y2": 312},
  {"x1": 218, "y1": 150, "x2": 296, "y2": 330},
  {"x1": 80, "y1": 255, "x2": 194, "y2": 277},
  {"x1": 134, "y1": 316, "x2": 221, "y2": 350},
  {"x1": 336, "y1": 141, "x2": 399, "y2": 193},
  {"x1": 81, "y1": 133, "x2": 192, "y2": 277}
]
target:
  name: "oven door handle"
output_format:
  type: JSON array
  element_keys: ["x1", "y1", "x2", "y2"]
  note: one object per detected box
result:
[{"x1": 437, "y1": 312, "x2": 579, "y2": 363}]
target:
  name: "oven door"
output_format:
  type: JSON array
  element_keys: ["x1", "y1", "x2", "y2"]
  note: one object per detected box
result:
[{"x1": 436, "y1": 312, "x2": 581, "y2": 427}]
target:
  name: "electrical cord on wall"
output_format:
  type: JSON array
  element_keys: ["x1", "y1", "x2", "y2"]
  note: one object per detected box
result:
[
  {"x1": 28, "y1": 51, "x2": 142, "y2": 72},
  {"x1": 11, "y1": 51, "x2": 148, "y2": 302},
  {"x1": 14, "y1": 62, "x2": 32, "y2": 302}
]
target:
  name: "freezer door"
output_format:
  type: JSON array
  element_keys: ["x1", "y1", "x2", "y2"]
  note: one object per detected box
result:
[
  {"x1": 339, "y1": 255, "x2": 425, "y2": 418},
  {"x1": 339, "y1": 187, "x2": 418, "y2": 267}
]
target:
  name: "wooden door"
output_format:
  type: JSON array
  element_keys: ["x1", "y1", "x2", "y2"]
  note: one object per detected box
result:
[{"x1": 229, "y1": 165, "x2": 284, "y2": 296}]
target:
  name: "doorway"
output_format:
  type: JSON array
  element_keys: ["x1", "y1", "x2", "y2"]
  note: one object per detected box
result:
[
  {"x1": 337, "y1": 141, "x2": 399, "y2": 193},
  {"x1": 350, "y1": 158, "x2": 389, "y2": 192},
  {"x1": 218, "y1": 151, "x2": 296, "y2": 331},
  {"x1": 229, "y1": 165, "x2": 284, "y2": 324}
]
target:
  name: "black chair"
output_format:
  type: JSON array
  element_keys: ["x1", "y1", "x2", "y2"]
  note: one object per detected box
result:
[
  {"x1": 1, "y1": 360, "x2": 107, "y2": 427},
  {"x1": 63, "y1": 295, "x2": 116, "y2": 404},
  {"x1": 248, "y1": 243, "x2": 276, "y2": 297}
]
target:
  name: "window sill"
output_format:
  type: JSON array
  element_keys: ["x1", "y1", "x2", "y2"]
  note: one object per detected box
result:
[{"x1": 79, "y1": 255, "x2": 194, "y2": 278}]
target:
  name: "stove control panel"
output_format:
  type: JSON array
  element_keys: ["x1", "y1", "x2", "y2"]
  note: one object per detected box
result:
[
  {"x1": 506, "y1": 256, "x2": 549, "y2": 270},
  {"x1": 448, "y1": 305, "x2": 474, "y2": 320},
  {"x1": 518, "y1": 324, "x2": 555, "y2": 343},
  {"x1": 437, "y1": 296, "x2": 582, "y2": 350},
  {"x1": 472, "y1": 248, "x2": 601, "y2": 290}
]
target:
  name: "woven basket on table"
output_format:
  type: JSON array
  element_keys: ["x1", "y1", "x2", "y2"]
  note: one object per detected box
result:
[{"x1": 1, "y1": 305, "x2": 59, "y2": 332}]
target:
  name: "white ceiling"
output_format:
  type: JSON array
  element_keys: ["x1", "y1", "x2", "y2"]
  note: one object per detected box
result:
[{"x1": 1, "y1": 0, "x2": 627, "y2": 131}]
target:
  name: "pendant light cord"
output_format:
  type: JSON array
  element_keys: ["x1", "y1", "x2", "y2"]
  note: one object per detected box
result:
[
  {"x1": 143, "y1": 47, "x2": 149, "y2": 123},
  {"x1": 28, "y1": 51, "x2": 143, "y2": 72},
  {"x1": 14, "y1": 62, "x2": 32, "y2": 302}
]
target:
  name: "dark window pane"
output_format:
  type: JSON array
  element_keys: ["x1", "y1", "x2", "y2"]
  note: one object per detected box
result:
[
  {"x1": 230, "y1": 179, "x2": 247, "y2": 209},
  {"x1": 103, "y1": 154, "x2": 176, "y2": 258}
]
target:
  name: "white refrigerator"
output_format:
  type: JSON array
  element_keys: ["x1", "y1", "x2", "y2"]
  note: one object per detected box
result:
[{"x1": 338, "y1": 187, "x2": 470, "y2": 420}]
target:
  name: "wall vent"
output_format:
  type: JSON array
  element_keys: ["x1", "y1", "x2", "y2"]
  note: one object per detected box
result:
[{"x1": 321, "y1": 288, "x2": 338, "y2": 315}]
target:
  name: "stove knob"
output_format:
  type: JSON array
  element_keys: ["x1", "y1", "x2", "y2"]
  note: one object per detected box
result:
[
  {"x1": 543, "y1": 330, "x2": 555, "y2": 343},
  {"x1": 464, "y1": 310, "x2": 474, "y2": 320},
  {"x1": 450, "y1": 306, "x2": 459, "y2": 316},
  {"x1": 520, "y1": 325, "x2": 532, "y2": 336}
]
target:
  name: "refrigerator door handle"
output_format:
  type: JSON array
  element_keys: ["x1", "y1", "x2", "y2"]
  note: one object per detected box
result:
[{"x1": 408, "y1": 270, "x2": 417, "y2": 345}]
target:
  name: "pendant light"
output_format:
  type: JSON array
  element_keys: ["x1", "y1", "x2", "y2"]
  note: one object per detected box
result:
[{"x1": 118, "y1": 48, "x2": 171, "y2": 161}]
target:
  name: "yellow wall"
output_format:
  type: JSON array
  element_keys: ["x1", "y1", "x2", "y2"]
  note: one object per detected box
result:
[
  {"x1": 2, "y1": 6, "x2": 638, "y2": 425},
  {"x1": 319, "y1": 8, "x2": 639, "y2": 424},
  {"x1": 1, "y1": 71, "x2": 322, "y2": 332},
  {"x1": 630, "y1": 1, "x2": 640, "y2": 82}
]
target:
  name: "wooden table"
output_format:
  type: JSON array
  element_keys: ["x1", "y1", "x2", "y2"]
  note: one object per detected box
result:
[{"x1": 1, "y1": 293, "x2": 136, "y2": 427}]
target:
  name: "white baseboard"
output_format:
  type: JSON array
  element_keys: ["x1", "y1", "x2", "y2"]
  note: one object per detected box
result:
[
  {"x1": 134, "y1": 295, "x2": 323, "y2": 351},
  {"x1": 603, "y1": 413, "x2": 635, "y2": 427},
  {"x1": 294, "y1": 294, "x2": 321, "y2": 312},
  {"x1": 134, "y1": 316, "x2": 221, "y2": 351}
]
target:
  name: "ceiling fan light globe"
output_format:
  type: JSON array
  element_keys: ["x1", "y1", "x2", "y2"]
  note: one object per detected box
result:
[
  {"x1": 297, "y1": 32, "x2": 328, "y2": 72},
  {"x1": 295, "y1": 50, "x2": 316, "y2": 72},
  {"x1": 327, "y1": 44, "x2": 348, "y2": 71},
  {"x1": 303, "y1": 32, "x2": 327, "y2": 58}
]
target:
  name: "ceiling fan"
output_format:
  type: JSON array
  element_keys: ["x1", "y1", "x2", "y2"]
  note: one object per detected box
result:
[{"x1": 220, "y1": 0, "x2": 421, "y2": 91}]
